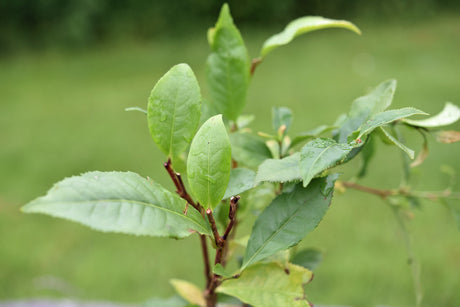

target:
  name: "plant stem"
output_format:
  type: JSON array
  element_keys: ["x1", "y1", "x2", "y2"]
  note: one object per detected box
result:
[
  {"x1": 250, "y1": 57, "x2": 262, "y2": 75},
  {"x1": 163, "y1": 159, "x2": 212, "y2": 291},
  {"x1": 340, "y1": 181, "x2": 395, "y2": 199}
]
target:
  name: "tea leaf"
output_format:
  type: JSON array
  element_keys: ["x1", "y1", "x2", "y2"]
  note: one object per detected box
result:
[
  {"x1": 404, "y1": 102, "x2": 460, "y2": 128},
  {"x1": 272, "y1": 107, "x2": 293, "y2": 133},
  {"x1": 435, "y1": 130, "x2": 460, "y2": 144},
  {"x1": 291, "y1": 248, "x2": 322, "y2": 271},
  {"x1": 242, "y1": 177, "x2": 335, "y2": 269},
  {"x1": 148, "y1": 63, "x2": 201, "y2": 163},
  {"x1": 255, "y1": 153, "x2": 302, "y2": 184},
  {"x1": 187, "y1": 115, "x2": 231, "y2": 209},
  {"x1": 223, "y1": 168, "x2": 256, "y2": 199},
  {"x1": 336, "y1": 79, "x2": 396, "y2": 143},
  {"x1": 170, "y1": 279, "x2": 205, "y2": 307},
  {"x1": 206, "y1": 4, "x2": 250, "y2": 121},
  {"x1": 261, "y1": 16, "x2": 361, "y2": 58},
  {"x1": 300, "y1": 138, "x2": 352, "y2": 187},
  {"x1": 378, "y1": 127, "x2": 415, "y2": 159},
  {"x1": 21, "y1": 172, "x2": 211, "y2": 238},
  {"x1": 230, "y1": 132, "x2": 272, "y2": 169},
  {"x1": 218, "y1": 262, "x2": 313, "y2": 307}
]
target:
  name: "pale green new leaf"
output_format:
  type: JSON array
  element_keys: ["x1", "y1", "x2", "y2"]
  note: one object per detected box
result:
[
  {"x1": 356, "y1": 107, "x2": 428, "y2": 140},
  {"x1": 148, "y1": 63, "x2": 201, "y2": 163},
  {"x1": 242, "y1": 177, "x2": 336, "y2": 269},
  {"x1": 21, "y1": 172, "x2": 210, "y2": 238},
  {"x1": 213, "y1": 263, "x2": 234, "y2": 278},
  {"x1": 378, "y1": 127, "x2": 415, "y2": 159},
  {"x1": 187, "y1": 115, "x2": 231, "y2": 209},
  {"x1": 170, "y1": 279, "x2": 205, "y2": 307},
  {"x1": 300, "y1": 138, "x2": 352, "y2": 187},
  {"x1": 255, "y1": 153, "x2": 301, "y2": 185},
  {"x1": 336, "y1": 80, "x2": 397, "y2": 143},
  {"x1": 404, "y1": 102, "x2": 460, "y2": 128},
  {"x1": 223, "y1": 168, "x2": 256, "y2": 199},
  {"x1": 229, "y1": 132, "x2": 272, "y2": 169},
  {"x1": 206, "y1": 4, "x2": 250, "y2": 121},
  {"x1": 217, "y1": 262, "x2": 313, "y2": 307},
  {"x1": 261, "y1": 16, "x2": 361, "y2": 58}
]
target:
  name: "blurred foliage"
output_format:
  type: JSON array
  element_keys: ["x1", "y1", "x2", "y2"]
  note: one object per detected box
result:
[{"x1": 1, "y1": 0, "x2": 460, "y2": 54}]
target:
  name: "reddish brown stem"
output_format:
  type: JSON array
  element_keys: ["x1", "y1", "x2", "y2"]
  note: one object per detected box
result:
[
  {"x1": 250, "y1": 57, "x2": 262, "y2": 76},
  {"x1": 206, "y1": 209, "x2": 224, "y2": 247},
  {"x1": 341, "y1": 181, "x2": 395, "y2": 199}
]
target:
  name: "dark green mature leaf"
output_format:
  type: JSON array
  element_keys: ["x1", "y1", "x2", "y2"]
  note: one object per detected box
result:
[
  {"x1": 272, "y1": 107, "x2": 293, "y2": 133},
  {"x1": 355, "y1": 107, "x2": 427, "y2": 140},
  {"x1": 187, "y1": 115, "x2": 232, "y2": 209},
  {"x1": 378, "y1": 127, "x2": 415, "y2": 159},
  {"x1": 291, "y1": 248, "x2": 322, "y2": 271},
  {"x1": 223, "y1": 168, "x2": 256, "y2": 199},
  {"x1": 255, "y1": 153, "x2": 301, "y2": 184},
  {"x1": 261, "y1": 16, "x2": 361, "y2": 58},
  {"x1": 242, "y1": 177, "x2": 336, "y2": 269},
  {"x1": 300, "y1": 138, "x2": 352, "y2": 187},
  {"x1": 336, "y1": 80, "x2": 397, "y2": 143},
  {"x1": 21, "y1": 172, "x2": 211, "y2": 238},
  {"x1": 217, "y1": 262, "x2": 313, "y2": 307},
  {"x1": 404, "y1": 102, "x2": 460, "y2": 128},
  {"x1": 229, "y1": 132, "x2": 272, "y2": 169},
  {"x1": 148, "y1": 64, "x2": 201, "y2": 163},
  {"x1": 206, "y1": 4, "x2": 250, "y2": 121}
]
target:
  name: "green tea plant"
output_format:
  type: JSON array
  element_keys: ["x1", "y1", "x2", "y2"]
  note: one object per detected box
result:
[{"x1": 22, "y1": 4, "x2": 460, "y2": 307}]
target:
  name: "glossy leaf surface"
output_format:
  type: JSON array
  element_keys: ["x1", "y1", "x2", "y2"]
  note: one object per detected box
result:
[
  {"x1": 206, "y1": 4, "x2": 250, "y2": 121},
  {"x1": 223, "y1": 168, "x2": 256, "y2": 199},
  {"x1": 217, "y1": 262, "x2": 313, "y2": 307},
  {"x1": 22, "y1": 172, "x2": 211, "y2": 238},
  {"x1": 336, "y1": 80, "x2": 396, "y2": 143},
  {"x1": 229, "y1": 132, "x2": 272, "y2": 169},
  {"x1": 148, "y1": 64, "x2": 201, "y2": 162},
  {"x1": 404, "y1": 102, "x2": 460, "y2": 127},
  {"x1": 300, "y1": 138, "x2": 351, "y2": 187},
  {"x1": 261, "y1": 16, "x2": 361, "y2": 58},
  {"x1": 187, "y1": 115, "x2": 231, "y2": 209},
  {"x1": 255, "y1": 153, "x2": 301, "y2": 184},
  {"x1": 242, "y1": 177, "x2": 336, "y2": 269}
]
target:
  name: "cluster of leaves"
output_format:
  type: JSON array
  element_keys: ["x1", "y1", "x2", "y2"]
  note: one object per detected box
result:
[{"x1": 22, "y1": 4, "x2": 460, "y2": 307}]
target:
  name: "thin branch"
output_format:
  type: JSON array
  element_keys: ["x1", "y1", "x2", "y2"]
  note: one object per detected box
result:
[
  {"x1": 222, "y1": 196, "x2": 240, "y2": 240},
  {"x1": 340, "y1": 181, "x2": 396, "y2": 199},
  {"x1": 206, "y1": 209, "x2": 224, "y2": 247},
  {"x1": 200, "y1": 235, "x2": 212, "y2": 288}
]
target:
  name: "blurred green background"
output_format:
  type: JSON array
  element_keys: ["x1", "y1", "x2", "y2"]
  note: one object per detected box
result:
[{"x1": 1, "y1": 1, "x2": 459, "y2": 306}]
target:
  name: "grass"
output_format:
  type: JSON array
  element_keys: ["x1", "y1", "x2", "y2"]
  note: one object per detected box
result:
[{"x1": 1, "y1": 13, "x2": 460, "y2": 307}]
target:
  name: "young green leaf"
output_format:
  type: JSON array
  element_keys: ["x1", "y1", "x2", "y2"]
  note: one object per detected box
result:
[
  {"x1": 378, "y1": 126, "x2": 415, "y2": 159},
  {"x1": 242, "y1": 177, "x2": 336, "y2": 269},
  {"x1": 187, "y1": 115, "x2": 231, "y2": 209},
  {"x1": 217, "y1": 262, "x2": 313, "y2": 307},
  {"x1": 223, "y1": 168, "x2": 256, "y2": 199},
  {"x1": 336, "y1": 79, "x2": 397, "y2": 143},
  {"x1": 291, "y1": 125, "x2": 337, "y2": 148},
  {"x1": 272, "y1": 107, "x2": 293, "y2": 133},
  {"x1": 21, "y1": 172, "x2": 211, "y2": 238},
  {"x1": 213, "y1": 263, "x2": 234, "y2": 278},
  {"x1": 356, "y1": 107, "x2": 428, "y2": 140},
  {"x1": 148, "y1": 63, "x2": 201, "y2": 163},
  {"x1": 170, "y1": 279, "x2": 205, "y2": 307},
  {"x1": 291, "y1": 248, "x2": 322, "y2": 271},
  {"x1": 300, "y1": 138, "x2": 352, "y2": 187},
  {"x1": 229, "y1": 132, "x2": 272, "y2": 169},
  {"x1": 255, "y1": 153, "x2": 302, "y2": 185},
  {"x1": 261, "y1": 16, "x2": 361, "y2": 58},
  {"x1": 206, "y1": 4, "x2": 250, "y2": 121},
  {"x1": 404, "y1": 102, "x2": 460, "y2": 128}
]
